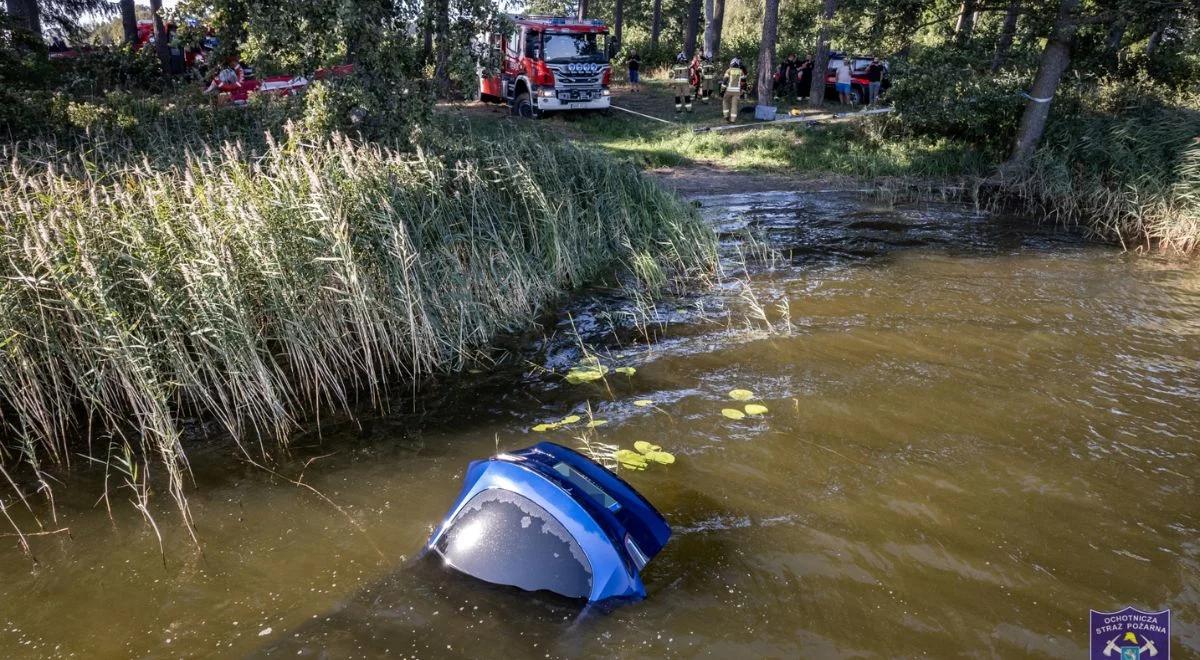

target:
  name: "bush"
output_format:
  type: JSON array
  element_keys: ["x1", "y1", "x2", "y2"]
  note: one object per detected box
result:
[{"x1": 887, "y1": 57, "x2": 1030, "y2": 157}]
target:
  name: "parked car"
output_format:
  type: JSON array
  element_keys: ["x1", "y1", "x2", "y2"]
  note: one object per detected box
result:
[{"x1": 823, "y1": 52, "x2": 890, "y2": 105}]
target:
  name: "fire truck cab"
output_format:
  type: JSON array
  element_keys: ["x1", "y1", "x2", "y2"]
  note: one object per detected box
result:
[{"x1": 479, "y1": 15, "x2": 612, "y2": 118}]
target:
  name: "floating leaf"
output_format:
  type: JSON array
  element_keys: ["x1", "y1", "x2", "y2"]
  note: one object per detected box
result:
[
  {"x1": 560, "y1": 414, "x2": 582, "y2": 425},
  {"x1": 531, "y1": 423, "x2": 557, "y2": 432},
  {"x1": 565, "y1": 365, "x2": 609, "y2": 384},
  {"x1": 729, "y1": 389, "x2": 754, "y2": 401},
  {"x1": 633, "y1": 399, "x2": 654, "y2": 407},
  {"x1": 579, "y1": 355, "x2": 602, "y2": 366},
  {"x1": 721, "y1": 408, "x2": 746, "y2": 420},
  {"x1": 614, "y1": 366, "x2": 636, "y2": 376},
  {"x1": 614, "y1": 449, "x2": 648, "y2": 470},
  {"x1": 645, "y1": 450, "x2": 676, "y2": 464},
  {"x1": 633, "y1": 441, "x2": 662, "y2": 454},
  {"x1": 744, "y1": 403, "x2": 769, "y2": 416},
  {"x1": 585, "y1": 420, "x2": 608, "y2": 428}
]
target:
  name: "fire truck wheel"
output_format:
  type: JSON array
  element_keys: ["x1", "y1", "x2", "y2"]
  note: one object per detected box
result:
[{"x1": 514, "y1": 92, "x2": 541, "y2": 119}]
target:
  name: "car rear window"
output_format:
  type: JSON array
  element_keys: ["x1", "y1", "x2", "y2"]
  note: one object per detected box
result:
[
  {"x1": 552, "y1": 461, "x2": 619, "y2": 511},
  {"x1": 435, "y1": 489, "x2": 592, "y2": 599}
]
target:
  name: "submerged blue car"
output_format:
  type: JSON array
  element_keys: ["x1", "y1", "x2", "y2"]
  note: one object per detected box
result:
[{"x1": 424, "y1": 442, "x2": 671, "y2": 603}]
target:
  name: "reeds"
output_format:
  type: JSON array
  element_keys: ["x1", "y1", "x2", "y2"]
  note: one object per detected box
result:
[
  {"x1": 0, "y1": 123, "x2": 716, "y2": 538},
  {"x1": 991, "y1": 106, "x2": 1200, "y2": 254}
]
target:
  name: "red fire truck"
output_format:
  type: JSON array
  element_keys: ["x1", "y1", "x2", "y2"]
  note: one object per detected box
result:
[{"x1": 478, "y1": 15, "x2": 612, "y2": 118}]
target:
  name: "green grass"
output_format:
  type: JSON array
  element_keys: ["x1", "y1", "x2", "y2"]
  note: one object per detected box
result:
[
  {"x1": 568, "y1": 107, "x2": 991, "y2": 179},
  {"x1": 0, "y1": 120, "x2": 716, "y2": 542}
]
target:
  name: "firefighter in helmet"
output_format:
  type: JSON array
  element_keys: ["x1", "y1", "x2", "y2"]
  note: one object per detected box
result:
[
  {"x1": 719, "y1": 57, "x2": 746, "y2": 123},
  {"x1": 669, "y1": 52, "x2": 694, "y2": 114},
  {"x1": 699, "y1": 53, "x2": 717, "y2": 104}
]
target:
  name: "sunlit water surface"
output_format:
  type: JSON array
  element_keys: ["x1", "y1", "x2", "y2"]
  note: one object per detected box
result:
[{"x1": 1, "y1": 192, "x2": 1197, "y2": 658}]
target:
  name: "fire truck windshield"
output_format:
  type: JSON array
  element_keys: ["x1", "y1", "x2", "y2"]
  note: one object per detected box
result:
[{"x1": 541, "y1": 32, "x2": 608, "y2": 64}]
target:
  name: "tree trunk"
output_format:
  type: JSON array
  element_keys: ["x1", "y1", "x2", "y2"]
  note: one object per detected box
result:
[
  {"x1": 421, "y1": 2, "x2": 433, "y2": 65},
  {"x1": 5, "y1": 0, "x2": 42, "y2": 45},
  {"x1": 990, "y1": 0, "x2": 1020, "y2": 72},
  {"x1": 578, "y1": 0, "x2": 588, "y2": 20},
  {"x1": 702, "y1": 0, "x2": 714, "y2": 57},
  {"x1": 433, "y1": 0, "x2": 451, "y2": 97},
  {"x1": 120, "y1": 0, "x2": 138, "y2": 46},
  {"x1": 756, "y1": 0, "x2": 780, "y2": 107},
  {"x1": 683, "y1": 0, "x2": 701, "y2": 59},
  {"x1": 1146, "y1": 27, "x2": 1162, "y2": 58},
  {"x1": 650, "y1": 0, "x2": 662, "y2": 50},
  {"x1": 613, "y1": 0, "x2": 624, "y2": 50},
  {"x1": 808, "y1": 0, "x2": 836, "y2": 106},
  {"x1": 895, "y1": 1, "x2": 921, "y2": 58},
  {"x1": 708, "y1": 0, "x2": 725, "y2": 60},
  {"x1": 149, "y1": 0, "x2": 170, "y2": 70},
  {"x1": 1006, "y1": 0, "x2": 1081, "y2": 169},
  {"x1": 1101, "y1": 18, "x2": 1125, "y2": 69},
  {"x1": 954, "y1": 0, "x2": 977, "y2": 46}
]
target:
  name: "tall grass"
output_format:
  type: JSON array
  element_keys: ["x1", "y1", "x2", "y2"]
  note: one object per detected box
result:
[
  {"x1": 992, "y1": 104, "x2": 1200, "y2": 253},
  {"x1": 0, "y1": 123, "x2": 716, "y2": 540}
]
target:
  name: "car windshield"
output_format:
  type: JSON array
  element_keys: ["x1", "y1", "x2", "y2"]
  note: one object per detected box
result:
[{"x1": 542, "y1": 32, "x2": 608, "y2": 64}]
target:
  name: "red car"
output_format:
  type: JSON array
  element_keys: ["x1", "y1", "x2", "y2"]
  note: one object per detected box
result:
[{"x1": 823, "y1": 54, "x2": 889, "y2": 105}]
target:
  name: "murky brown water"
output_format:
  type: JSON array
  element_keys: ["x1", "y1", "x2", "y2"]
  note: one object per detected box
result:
[{"x1": 2, "y1": 192, "x2": 1197, "y2": 659}]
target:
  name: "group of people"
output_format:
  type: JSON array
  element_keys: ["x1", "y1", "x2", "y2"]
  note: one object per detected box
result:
[
  {"x1": 624, "y1": 49, "x2": 887, "y2": 123},
  {"x1": 774, "y1": 52, "x2": 885, "y2": 106}
]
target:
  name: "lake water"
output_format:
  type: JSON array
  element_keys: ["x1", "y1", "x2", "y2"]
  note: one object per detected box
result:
[{"x1": 1, "y1": 191, "x2": 1197, "y2": 658}]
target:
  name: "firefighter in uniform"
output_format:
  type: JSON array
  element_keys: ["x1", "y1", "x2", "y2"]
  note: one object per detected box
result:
[
  {"x1": 720, "y1": 58, "x2": 745, "y2": 123},
  {"x1": 699, "y1": 54, "x2": 717, "y2": 104},
  {"x1": 669, "y1": 52, "x2": 693, "y2": 113}
]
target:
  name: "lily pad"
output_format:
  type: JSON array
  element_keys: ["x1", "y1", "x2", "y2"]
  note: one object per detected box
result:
[
  {"x1": 744, "y1": 403, "x2": 769, "y2": 416},
  {"x1": 531, "y1": 423, "x2": 557, "y2": 432},
  {"x1": 729, "y1": 389, "x2": 755, "y2": 401},
  {"x1": 633, "y1": 399, "x2": 654, "y2": 407},
  {"x1": 721, "y1": 408, "x2": 746, "y2": 420},
  {"x1": 560, "y1": 415, "x2": 582, "y2": 425},
  {"x1": 614, "y1": 449, "x2": 648, "y2": 470},
  {"x1": 633, "y1": 441, "x2": 662, "y2": 454},
  {"x1": 565, "y1": 365, "x2": 609, "y2": 384},
  {"x1": 585, "y1": 419, "x2": 608, "y2": 428},
  {"x1": 614, "y1": 366, "x2": 637, "y2": 376},
  {"x1": 645, "y1": 450, "x2": 676, "y2": 464}
]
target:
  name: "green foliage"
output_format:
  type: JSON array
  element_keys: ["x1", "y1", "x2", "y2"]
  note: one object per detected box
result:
[
  {"x1": 887, "y1": 53, "x2": 1029, "y2": 157},
  {"x1": 52, "y1": 45, "x2": 168, "y2": 95},
  {"x1": 996, "y1": 84, "x2": 1200, "y2": 252}
]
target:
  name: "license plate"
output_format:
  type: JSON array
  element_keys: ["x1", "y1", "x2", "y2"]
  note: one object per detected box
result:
[{"x1": 559, "y1": 90, "x2": 595, "y2": 101}]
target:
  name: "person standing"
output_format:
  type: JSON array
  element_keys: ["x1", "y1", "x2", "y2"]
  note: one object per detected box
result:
[
  {"x1": 798, "y1": 54, "x2": 813, "y2": 101},
  {"x1": 776, "y1": 53, "x2": 800, "y2": 104},
  {"x1": 834, "y1": 57, "x2": 852, "y2": 105},
  {"x1": 865, "y1": 57, "x2": 884, "y2": 104},
  {"x1": 720, "y1": 58, "x2": 745, "y2": 123},
  {"x1": 687, "y1": 53, "x2": 703, "y2": 112},
  {"x1": 670, "y1": 52, "x2": 691, "y2": 113},
  {"x1": 627, "y1": 50, "x2": 641, "y2": 92}
]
